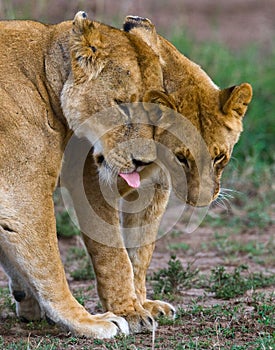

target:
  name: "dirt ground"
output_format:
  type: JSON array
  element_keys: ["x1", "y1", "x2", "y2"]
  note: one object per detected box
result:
[
  {"x1": 0, "y1": 199, "x2": 274, "y2": 348},
  {"x1": 0, "y1": 1, "x2": 274, "y2": 348}
]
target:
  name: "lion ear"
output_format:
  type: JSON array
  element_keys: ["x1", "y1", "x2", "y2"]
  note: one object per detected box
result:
[
  {"x1": 220, "y1": 83, "x2": 253, "y2": 118},
  {"x1": 144, "y1": 90, "x2": 176, "y2": 110},
  {"x1": 123, "y1": 16, "x2": 160, "y2": 58},
  {"x1": 72, "y1": 11, "x2": 89, "y2": 34},
  {"x1": 70, "y1": 11, "x2": 107, "y2": 79},
  {"x1": 143, "y1": 90, "x2": 176, "y2": 127}
]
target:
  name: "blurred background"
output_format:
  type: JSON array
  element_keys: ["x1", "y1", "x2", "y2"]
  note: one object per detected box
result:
[{"x1": 0, "y1": 0, "x2": 274, "y2": 51}]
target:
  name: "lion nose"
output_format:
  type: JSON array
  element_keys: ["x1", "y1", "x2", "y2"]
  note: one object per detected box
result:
[{"x1": 132, "y1": 159, "x2": 153, "y2": 168}]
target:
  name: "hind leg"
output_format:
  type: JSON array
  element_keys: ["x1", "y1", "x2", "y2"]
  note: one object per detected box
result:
[
  {"x1": 0, "y1": 245, "x2": 41, "y2": 321},
  {"x1": 9, "y1": 275, "x2": 42, "y2": 322},
  {"x1": 0, "y1": 229, "x2": 42, "y2": 322}
]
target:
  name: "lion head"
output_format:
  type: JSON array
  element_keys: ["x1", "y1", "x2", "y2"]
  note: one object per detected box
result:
[
  {"x1": 123, "y1": 16, "x2": 253, "y2": 207},
  {"x1": 61, "y1": 12, "x2": 171, "y2": 188}
]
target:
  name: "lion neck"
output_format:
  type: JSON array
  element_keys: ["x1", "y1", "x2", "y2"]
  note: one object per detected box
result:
[{"x1": 158, "y1": 36, "x2": 219, "y2": 106}]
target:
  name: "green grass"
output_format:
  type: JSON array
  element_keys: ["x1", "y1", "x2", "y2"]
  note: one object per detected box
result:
[
  {"x1": 1, "y1": 266, "x2": 274, "y2": 349},
  {"x1": 205, "y1": 232, "x2": 274, "y2": 261},
  {"x1": 0, "y1": 287, "x2": 15, "y2": 314},
  {"x1": 65, "y1": 247, "x2": 95, "y2": 281},
  {"x1": 208, "y1": 265, "x2": 275, "y2": 299},
  {"x1": 151, "y1": 256, "x2": 275, "y2": 300},
  {"x1": 151, "y1": 255, "x2": 199, "y2": 299},
  {"x1": 155, "y1": 292, "x2": 275, "y2": 349},
  {"x1": 55, "y1": 211, "x2": 80, "y2": 238},
  {"x1": 168, "y1": 242, "x2": 190, "y2": 251}
]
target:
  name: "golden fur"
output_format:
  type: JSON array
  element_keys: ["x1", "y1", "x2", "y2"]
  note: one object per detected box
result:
[{"x1": 0, "y1": 12, "x2": 173, "y2": 338}]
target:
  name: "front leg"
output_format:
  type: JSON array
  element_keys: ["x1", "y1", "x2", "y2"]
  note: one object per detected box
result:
[
  {"x1": 83, "y1": 236, "x2": 155, "y2": 333},
  {"x1": 69, "y1": 153, "x2": 155, "y2": 333},
  {"x1": 127, "y1": 244, "x2": 176, "y2": 320},
  {"x1": 122, "y1": 186, "x2": 176, "y2": 320},
  {"x1": 0, "y1": 193, "x2": 128, "y2": 339}
]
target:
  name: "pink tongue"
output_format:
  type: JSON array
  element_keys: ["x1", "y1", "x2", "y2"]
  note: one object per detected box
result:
[{"x1": 119, "y1": 172, "x2": 140, "y2": 188}]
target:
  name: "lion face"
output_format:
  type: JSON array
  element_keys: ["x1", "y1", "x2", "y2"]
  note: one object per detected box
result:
[
  {"x1": 61, "y1": 12, "x2": 169, "y2": 187},
  {"x1": 154, "y1": 83, "x2": 253, "y2": 207},
  {"x1": 91, "y1": 102, "x2": 158, "y2": 187}
]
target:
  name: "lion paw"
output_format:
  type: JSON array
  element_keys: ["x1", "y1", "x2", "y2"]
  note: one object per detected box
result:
[
  {"x1": 124, "y1": 308, "x2": 157, "y2": 333},
  {"x1": 14, "y1": 292, "x2": 43, "y2": 322},
  {"x1": 92, "y1": 312, "x2": 129, "y2": 337},
  {"x1": 72, "y1": 317, "x2": 128, "y2": 338},
  {"x1": 50, "y1": 311, "x2": 129, "y2": 339},
  {"x1": 143, "y1": 299, "x2": 176, "y2": 319}
]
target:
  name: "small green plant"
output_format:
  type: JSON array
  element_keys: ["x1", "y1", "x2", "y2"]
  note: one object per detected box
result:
[
  {"x1": 66, "y1": 247, "x2": 95, "y2": 281},
  {"x1": 74, "y1": 289, "x2": 90, "y2": 307},
  {"x1": 208, "y1": 265, "x2": 275, "y2": 299},
  {"x1": 70, "y1": 262, "x2": 95, "y2": 281},
  {"x1": 210, "y1": 233, "x2": 270, "y2": 259},
  {"x1": 152, "y1": 255, "x2": 199, "y2": 298},
  {"x1": 0, "y1": 287, "x2": 15, "y2": 314},
  {"x1": 251, "y1": 293, "x2": 275, "y2": 327},
  {"x1": 56, "y1": 211, "x2": 80, "y2": 238}
]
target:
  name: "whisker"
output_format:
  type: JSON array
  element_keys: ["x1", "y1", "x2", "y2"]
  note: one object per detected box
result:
[
  {"x1": 220, "y1": 187, "x2": 243, "y2": 196},
  {"x1": 220, "y1": 192, "x2": 234, "y2": 200},
  {"x1": 215, "y1": 198, "x2": 228, "y2": 211},
  {"x1": 99, "y1": 162, "x2": 116, "y2": 187},
  {"x1": 212, "y1": 190, "x2": 233, "y2": 213},
  {"x1": 99, "y1": 160, "x2": 123, "y2": 190}
]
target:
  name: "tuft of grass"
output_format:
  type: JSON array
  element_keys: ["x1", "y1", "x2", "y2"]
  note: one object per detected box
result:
[
  {"x1": 168, "y1": 242, "x2": 190, "y2": 252},
  {"x1": 55, "y1": 211, "x2": 80, "y2": 238},
  {"x1": 207, "y1": 233, "x2": 274, "y2": 262},
  {"x1": 208, "y1": 265, "x2": 275, "y2": 299},
  {"x1": 152, "y1": 257, "x2": 275, "y2": 301},
  {"x1": 0, "y1": 287, "x2": 15, "y2": 314},
  {"x1": 74, "y1": 288, "x2": 90, "y2": 307},
  {"x1": 66, "y1": 247, "x2": 95, "y2": 281},
  {"x1": 152, "y1": 255, "x2": 199, "y2": 298}
]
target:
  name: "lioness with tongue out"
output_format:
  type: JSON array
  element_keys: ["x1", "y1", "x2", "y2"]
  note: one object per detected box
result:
[{"x1": 60, "y1": 13, "x2": 177, "y2": 334}]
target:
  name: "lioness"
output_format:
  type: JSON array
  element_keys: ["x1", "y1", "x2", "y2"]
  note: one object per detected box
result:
[
  {"x1": 124, "y1": 15, "x2": 253, "y2": 317},
  {"x1": 0, "y1": 12, "x2": 174, "y2": 338},
  {"x1": 77, "y1": 16, "x2": 253, "y2": 328}
]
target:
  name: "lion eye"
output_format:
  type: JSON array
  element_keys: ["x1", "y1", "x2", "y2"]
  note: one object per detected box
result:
[
  {"x1": 114, "y1": 99, "x2": 124, "y2": 105},
  {"x1": 176, "y1": 153, "x2": 189, "y2": 168},
  {"x1": 89, "y1": 45, "x2": 97, "y2": 53},
  {"x1": 214, "y1": 153, "x2": 226, "y2": 165}
]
